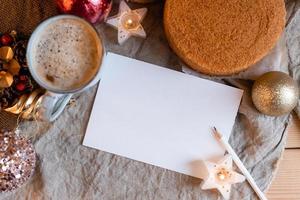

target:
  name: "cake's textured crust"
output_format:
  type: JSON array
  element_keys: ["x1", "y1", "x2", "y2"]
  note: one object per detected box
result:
[{"x1": 164, "y1": 0, "x2": 286, "y2": 76}]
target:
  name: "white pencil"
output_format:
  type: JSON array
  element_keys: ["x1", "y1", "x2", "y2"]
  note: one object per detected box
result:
[{"x1": 212, "y1": 127, "x2": 268, "y2": 200}]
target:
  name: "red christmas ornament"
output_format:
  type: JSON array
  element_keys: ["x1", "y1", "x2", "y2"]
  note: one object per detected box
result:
[
  {"x1": 55, "y1": 0, "x2": 112, "y2": 24},
  {"x1": 16, "y1": 83, "x2": 26, "y2": 91},
  {"x1": 0, "y1": 34, "x2": 13, "y2": 46}
]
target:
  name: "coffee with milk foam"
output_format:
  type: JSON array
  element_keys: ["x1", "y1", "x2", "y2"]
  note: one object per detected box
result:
[{"x1": 31, "y1": 18, "x2": 102, "y2": 91}]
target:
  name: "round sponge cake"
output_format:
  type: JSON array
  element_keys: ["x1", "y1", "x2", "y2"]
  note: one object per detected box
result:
[{"x1": 164, "y1": 0, "x2": 286, "y2": 76}]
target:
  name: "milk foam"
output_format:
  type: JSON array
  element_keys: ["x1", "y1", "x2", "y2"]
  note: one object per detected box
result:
[{"x1": 32, "y1": 18, "x2": 102, "y2": 91}]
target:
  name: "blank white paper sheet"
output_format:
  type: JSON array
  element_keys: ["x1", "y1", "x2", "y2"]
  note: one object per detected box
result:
[{"x1": 83, "y1": 53, "x2": 243, "y2": 178}]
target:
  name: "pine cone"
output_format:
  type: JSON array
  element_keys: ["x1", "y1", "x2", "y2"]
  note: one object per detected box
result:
[
  {"x1": 0, "y1": 63, "x2": 4, "y2": 71},
  {"x1": 11, "y1": 69, "x2": 36, "y2": 91},
  {"x1": 0, "y1": 88, "x2": 17, "y2": 109},
  {"x1": 13, "y1": 40, "x2": 27, "y2": 67}
]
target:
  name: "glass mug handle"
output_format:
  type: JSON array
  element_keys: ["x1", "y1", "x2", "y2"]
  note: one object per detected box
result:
[{"x1": 36, "y1": 92, "x2": 72, "y2": 122}]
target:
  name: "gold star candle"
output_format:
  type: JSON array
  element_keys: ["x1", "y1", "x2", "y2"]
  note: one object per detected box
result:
[
  {"x1": 198, "y1": 155, "x2": 245, "y2": 200},
  {"x1": 106, "y1": 0, "x2": 147, "y2": 44},
  {"x1": 121, "y1": 12, "x2": 140, "y2": 30},
  {"x1": 216, "y1": 168, "x2": 231, "y2": 182}
]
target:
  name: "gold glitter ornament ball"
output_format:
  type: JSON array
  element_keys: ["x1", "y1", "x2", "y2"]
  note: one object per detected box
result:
[{"x1": 252, "y1": 71, "x2": 299, "y2": 116}]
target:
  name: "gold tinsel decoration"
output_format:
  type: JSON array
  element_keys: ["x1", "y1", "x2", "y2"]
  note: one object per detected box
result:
[
  {"x1": 252, "y1": 71, "x2": 299, "y2": 116},
  {"x1": 4, "y1": 89, "x2": 45, "y2": 120}
]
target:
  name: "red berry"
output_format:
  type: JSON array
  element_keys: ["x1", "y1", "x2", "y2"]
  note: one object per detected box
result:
[
  {"x1": 19, "y1": 75, "x2": 27, "y2": 81},
  {"x1": 0, "y1": 34, "x2": 13, "y2": 46},
  {"x1": 16, "y1": 83, "x2": 26, "y2": 91}
]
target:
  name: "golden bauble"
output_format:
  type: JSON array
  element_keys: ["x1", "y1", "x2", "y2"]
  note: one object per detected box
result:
[{"x1": 252, "y1": 71, "x2": 299, "y2": 116}]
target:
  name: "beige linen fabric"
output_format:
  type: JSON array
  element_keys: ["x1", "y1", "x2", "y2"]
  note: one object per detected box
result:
[{"x1": 0, "y1": 0, "x2": 299, "y2": 199}]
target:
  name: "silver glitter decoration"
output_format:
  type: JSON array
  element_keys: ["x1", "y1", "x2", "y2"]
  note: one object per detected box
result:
[{"x1": 0, "y1": 129, "x2": 36, "y2": 193}]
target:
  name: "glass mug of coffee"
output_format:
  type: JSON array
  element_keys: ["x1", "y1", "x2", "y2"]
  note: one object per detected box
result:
[{"x1": 26, "y1": 15, "x2": 105, "y2": 121}]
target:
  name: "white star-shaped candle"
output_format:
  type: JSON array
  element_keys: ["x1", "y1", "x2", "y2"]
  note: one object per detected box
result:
[
  {"x1": 199, "y1": 155, "x2": 245, "y2": 199},
  {"x1": 106, "y1": 0, "x2": 147, "y2": 45}
]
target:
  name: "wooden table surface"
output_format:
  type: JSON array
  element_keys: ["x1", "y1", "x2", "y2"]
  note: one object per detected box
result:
[{"x1": 267, "y1": 112, "x2": 300, "y2": 200}]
